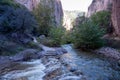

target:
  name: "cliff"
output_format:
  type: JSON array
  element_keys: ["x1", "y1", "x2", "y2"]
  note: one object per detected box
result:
[
  {"x1": 15, "y1": 0, "x2": 40, "y2": 11},
  {"x1": 111, "y1": 0, "x2": 120, "y2": 37},
  {"x1": 87, "y1": 0, "x2": 113, "y2": 17},
  {"x1": 15, "y1": 0, "x2": 63, "y2": 26}
]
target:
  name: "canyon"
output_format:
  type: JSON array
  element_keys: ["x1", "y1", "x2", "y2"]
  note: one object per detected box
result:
[
  {"x1": 87, "y1": 0, "x2": 120, "y2": 37},
  {"x1": 15, "y1": 0, "x2": 63, "y2": 26},
  {"x1": 87, "y1": 0, "x2": 113, "y2": 17}
]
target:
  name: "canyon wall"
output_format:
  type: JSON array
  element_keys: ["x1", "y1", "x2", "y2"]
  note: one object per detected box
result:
[
  {"x1": 87, "y1": 0, "x2": 120, "y2": 37},
  {"x1": 15, "y1": 0, "x2": 63, "y2": 26},
  {"x1": 111, "y1": 0, "x2": 120, "y2": 37},
  {"x1": 15, "y1": 0, "x2": 40, "y2": 11},
  {"x1": 87, "y1": 0, "x2": 113, "y2": 17}
]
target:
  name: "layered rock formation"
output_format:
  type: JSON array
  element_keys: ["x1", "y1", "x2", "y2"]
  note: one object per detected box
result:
[
  {"x1": 15, "y1": 0, "x2": 63, "y2": 26},
  {"x1": 87, "y1": 0, "x2": 113, "y2": 17},
  {"x1": 111, "y1": 0, "x2": 120, "y2": 37}
]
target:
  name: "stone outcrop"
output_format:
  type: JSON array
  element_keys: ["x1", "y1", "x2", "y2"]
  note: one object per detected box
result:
[
  {"x1": 87, "y1": 0, "x2": 113, "y2": 17},
  {"x1": 111, "y1": 0, "x2": 120, "y2": 37},
  {"x1": 15, "y1": 0, "x2": 63, "y2": 26}
]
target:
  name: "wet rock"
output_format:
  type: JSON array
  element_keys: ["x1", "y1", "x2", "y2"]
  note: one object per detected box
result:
[
  {"x1": 11, "y1": 49, "x2": 39, "y2": 61},
  {"x1": 96, "y1": 47, "x2": 120, "y2": 60},
  {"x1": 43, "y1": 67, "x2": 62, "y2": 80},
  {"x1": 60, "y1": 54, "x2": 78, "y2": 72},
  {"x1": 118, "y1": 60, "x2": 120, "y2": 66},
  {"x1": 0, "y1": 56, "x2": 30, "y2": 76},
  {"x1": 73, "y1": 70, "x2": 84, "y2": 76},
  {"x1": 58, "y1": 76, "x2": 82, "y2": 80},
  {"x1": 39, "y1": 35, "x2": 46, "y2": 40},
  {"x1": 41, "y1": 53, "x2": 85, "y2": 80},
  {"x1": 43, "y1": 57, "x2": 62, "y2": 80},
  {"x1": 37, "y1": 46, "x2": 67, "y2": 57},
  {"x1": 0, "y1": 56, "x2": 12, "y2": 72},
  {"x1": 40, "y1": 44, "x2": 67, "y2": 55}
]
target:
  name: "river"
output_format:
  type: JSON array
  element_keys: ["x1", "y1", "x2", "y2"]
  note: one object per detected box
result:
[
  {"x1": 62, "y1": 44, "x2": 120, "y2": 80},
  {"x1": 0, "y1": 44, "x2": 120, "y2": 80}
]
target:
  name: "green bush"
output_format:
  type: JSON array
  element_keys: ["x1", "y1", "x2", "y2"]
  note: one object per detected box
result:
[
  {"x1": 48, "y1": 27, "x2": 65, "y2": 46},
  {"x1": 73, "y1": 21, "x2": 105, "y2": 49},
  {"x1": 61, "y1": 31, "x2": 74, "y2": 44},
  {"x1": 33, "y1": 3, "x2": 53, "y2": 36},
  {"x1": 73, "y1": 16, "x2": 88, "y2": 28},
  {"x1": 90, "y1": 11, "x2": 112, "y2": 33}
]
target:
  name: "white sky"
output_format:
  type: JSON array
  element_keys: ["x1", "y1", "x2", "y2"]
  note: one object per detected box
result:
[{"x1": 61, "y1": 0, "x2": 93, "y2": 12}]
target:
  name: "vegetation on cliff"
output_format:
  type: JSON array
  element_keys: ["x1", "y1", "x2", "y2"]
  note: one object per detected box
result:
[{"x1": 33, "y1": 3, "x2": 53, "y2": 36}]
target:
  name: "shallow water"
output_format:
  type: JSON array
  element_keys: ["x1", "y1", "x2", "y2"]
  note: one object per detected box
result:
[
  {"x1": 0, "y1": 60, "x2": 45, "y2": 80},
  {"x1": 62, "y1": 44, "x2": 120, "y2": 80}
]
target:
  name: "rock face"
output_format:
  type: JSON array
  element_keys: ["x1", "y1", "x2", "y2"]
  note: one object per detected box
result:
[
  {"x1": 15, "y1": 0, "x2": 40, "y2": 11},
  {"x1": 15, "y1": 0, "x2": 63, "y2": 26},
  {"x1": 87, "y1": 0, "x2": 113, "y2": 17},
  {"x1": 111, "y1": 0, "x2": 120, "y2": 37}
]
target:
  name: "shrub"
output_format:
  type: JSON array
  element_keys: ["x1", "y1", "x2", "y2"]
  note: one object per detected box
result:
[
  {"x1": 48, "y1": 27, "x2": 65, "y2": 46},
  {"x1": 61, "y1": 31, "x2": 74, "y2": 44},
  {"x1": 0, "y1": 6, "x2": 37, "y2": 34},
  {"x1": 90, "y1": 11, "x2": 112, "y2": 33},
  {"x1": 73, "y1": 16, "x2": 88, "y2": 28},
  {"x1": 33, "y1": 3, "x2": 53, "y2": 36},
  {"x1": 73, "y1": 21, "x2": 105, "y2": 49}
]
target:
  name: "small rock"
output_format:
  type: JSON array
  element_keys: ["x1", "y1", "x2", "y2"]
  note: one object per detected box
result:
[{"x1": 39, "y1": 35, "x2": 46, "y2": 40}]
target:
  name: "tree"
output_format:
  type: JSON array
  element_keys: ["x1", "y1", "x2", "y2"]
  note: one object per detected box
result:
[
  {"x1": 0, "y1": 5, "x2": 37, "y2": 34},
  {"x1": 73, "y1": 21, "x2": 105, "y2": 49},
  {"x1": 90, "y1": 11, "x2": 113, "y2": 33},
  {"x1": 33, "y1": 3, "x2": 53, "y2": 36}
]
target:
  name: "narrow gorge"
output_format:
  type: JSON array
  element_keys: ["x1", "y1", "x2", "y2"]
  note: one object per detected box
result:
[{"x1": 0, "y1": 0, "x2": 120, "y2": 80}]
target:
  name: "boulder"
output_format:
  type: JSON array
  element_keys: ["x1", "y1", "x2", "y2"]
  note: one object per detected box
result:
[
  {"x1": 11, "y1": 49, "x2": 39, "y2": 61},
  {"x1": 0, "y1": 56, "x2": 19, "y2": 75},
  {"x1": 96, "y1": 47, "x2": 120, "y2": 60},
  {"x1": 42, "y1": 57, "x2": 62, "y2": 80}
]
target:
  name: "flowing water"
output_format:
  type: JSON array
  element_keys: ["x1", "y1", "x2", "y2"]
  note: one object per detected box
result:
[
  {"x1": 0, "y1": 60, "x2": 45, "y2": 80},
  {"x1": 0, "y1": 44, "x2": 120, "y2": 80},
  {"x1": 62, "y1": 44, "x2": 120, "y2": 80}
]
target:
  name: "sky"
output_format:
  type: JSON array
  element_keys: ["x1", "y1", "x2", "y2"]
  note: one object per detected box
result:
[{"x1": 61, "y1": 0, "x2": 93, "y2": 12}]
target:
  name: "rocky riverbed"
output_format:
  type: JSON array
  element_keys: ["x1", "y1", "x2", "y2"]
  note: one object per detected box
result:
[
  {"x1": 0, "y1": 44, "x2": 120, "y2": 80},
  {"x1": 0, "y1": 45, "x2": 86, "y2": 80}
]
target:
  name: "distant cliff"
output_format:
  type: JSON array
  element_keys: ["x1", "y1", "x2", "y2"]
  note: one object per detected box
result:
[
  {"x1": 87, "y1": 0, "x2": 113, "y2": 17},
  {"x1": 15, "y1": 0, "x2": 63, "y2": 26}
]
